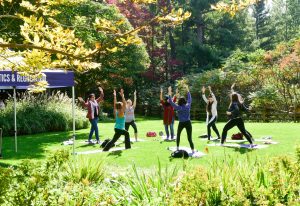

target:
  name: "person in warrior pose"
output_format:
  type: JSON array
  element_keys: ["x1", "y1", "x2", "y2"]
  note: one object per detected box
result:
[
  {"x1": 221, "y1": 84, "x2": 255, "y2": 146},
  {"x1": 103, "y1": 89, "x2": 131, "y2": 151}
]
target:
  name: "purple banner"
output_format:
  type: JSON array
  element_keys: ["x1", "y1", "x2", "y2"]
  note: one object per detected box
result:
[{"x1": 0, "y1": 70, "x2": 74, "y2": 89}]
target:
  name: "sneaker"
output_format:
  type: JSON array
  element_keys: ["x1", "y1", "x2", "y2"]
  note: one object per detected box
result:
[
  {"x1": 220, "y1": 143, "x2": 224, "y2": 146},
  {"x1": 87, "y1": 140, "x2": 93, "y2": 144},
  {"x1": 250, "y1": 144, "x2": 257, "y2": 148}
]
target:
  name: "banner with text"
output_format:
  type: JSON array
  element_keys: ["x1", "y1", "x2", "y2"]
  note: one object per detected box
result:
[{"x1": 0, "y1": 70, "x2": 74, "y2": 88}]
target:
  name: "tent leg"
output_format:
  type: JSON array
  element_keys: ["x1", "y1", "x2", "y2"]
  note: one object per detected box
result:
[
  {"x1": 72, "y1": 86, "x2": 76, "y2": 155},
  {"x1": 13, "y1": 87, "x2": 17, "y2": 153}
]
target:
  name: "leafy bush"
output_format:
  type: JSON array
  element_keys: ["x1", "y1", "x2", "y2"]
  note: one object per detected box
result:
[
  {"x1": 0, "y1": 148, "x2": 300, "y2": 205},
  {"x1": 170, "y1": 152, "x2": 300, "y2": 206},
  {"x1": 0, "y1": 92, "x2": 89, "y2": 136}
]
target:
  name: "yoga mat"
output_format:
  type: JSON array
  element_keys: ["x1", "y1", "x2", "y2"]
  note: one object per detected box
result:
[
  {"x1": 161, "y1": 136, "x2": 177, "y2": 141},
  {"x1": 253, "y1": 139, "x2": 278, "y2": 144},
  {"x1": 200, "y1": 137, "x2": 219, "y2": 141},
  {"x1": 81, "y1": 140, "x2": 99, "y2": 144},
  {"x1": 207, "y1": 143, "x2": 269, "y2": 149},
  {"x1": 168, "y1": 146, "x2": 206, "y2": 158},
  {"x1": 62, "y1": 140, "x2": 73, "y2": 145}
]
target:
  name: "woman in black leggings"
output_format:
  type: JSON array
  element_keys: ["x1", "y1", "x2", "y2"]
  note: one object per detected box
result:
[
  {"x1": 168, "y1": 85, "x2": 195, "y2": 152},
  {"x1": 221, "y1": 84, "x2": 254, "y2": 146}
]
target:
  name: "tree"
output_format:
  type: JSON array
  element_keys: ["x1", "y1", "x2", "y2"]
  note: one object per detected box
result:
[
  {"x1": 251, "y1": 0, "x2": 274, "y2": 50},
  {"x1": 0, "y1": 0, "x2": 191, "y2": 92},
  {"x1": 271, "y1": 0, "x2": 300, "y2": 43}
]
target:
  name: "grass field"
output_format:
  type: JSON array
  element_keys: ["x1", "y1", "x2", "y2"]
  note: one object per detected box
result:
[{"x1": 1, "y1": 118, "x2": 299, "y2": 171}]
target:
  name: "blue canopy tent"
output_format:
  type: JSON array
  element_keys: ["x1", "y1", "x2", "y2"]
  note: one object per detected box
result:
[{"x1": 0, "y1": 70, "x2": 76, "y2": 154}]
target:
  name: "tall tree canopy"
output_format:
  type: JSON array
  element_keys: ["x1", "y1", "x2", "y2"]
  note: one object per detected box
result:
[{"x1": 0, "y1": 0, "x2": 190, "y2": 92}]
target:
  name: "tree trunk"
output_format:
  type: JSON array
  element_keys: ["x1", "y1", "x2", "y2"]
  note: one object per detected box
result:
[
  {"x1": 168, "y1": 29, "x2": 176, "y2": 59},
  {"x1": 196, "y1": 12, "x2": 204, "y2": 45}
]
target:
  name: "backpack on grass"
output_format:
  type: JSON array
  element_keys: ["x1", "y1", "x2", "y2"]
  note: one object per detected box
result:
[
  {"x1": 101, "y1": 139, "x2": 115, "y2": 148},
  {"x1": 171, "y1": 150, "x2": 189, "y2": 158},
  {"x1": 231, "y1": 133, "x2": 243, "y2": 140}
]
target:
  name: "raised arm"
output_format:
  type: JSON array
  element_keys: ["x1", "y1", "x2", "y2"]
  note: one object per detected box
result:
[
  {"x1": 133, "y1": 90, "x2": 137, "y2": 108},
  {"x1": 96, "y1": 87, "x2": 104, "y2": 102},
  {"x1": 160, "y1": 87, "x2": 163, "y2": 102},
  {"x1": 231, "y1": 83, "x2": 235, "y2": 93},
  {"x1": 78, "y1": 97, "x2": 88, "y2": 107},
  {"x1": 186, "y1": 85, "x2": 192, "y2": 106},
  {"x1": 201, "y1": 86, "x2": 208, "y2": 103},
  {"x1": 208, "y1": 86, "x2": 217, "y2": 102},
  {"x1": 113, "y1": 90, "x2": 117, "y2": 118},
  {"x1": 168, "y1": 86, "x2": 181, "y2": 110},
  {"x1": 173, "y1": 88, "x2": 179, "y2": 102},
  {"x1": 119, "y1": 89, "x2": 126, "y2": 111}
]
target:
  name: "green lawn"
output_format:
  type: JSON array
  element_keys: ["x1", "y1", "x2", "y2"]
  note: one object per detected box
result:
[{"x1": 1, "y1": 119, "x2": 299, "y2": 170}]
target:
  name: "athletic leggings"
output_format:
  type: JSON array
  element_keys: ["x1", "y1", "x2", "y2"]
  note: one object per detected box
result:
[
  {"x1": 221, "y1": 117, "x2": 253, "y2": 144},
  {"x1": 207, "y1": 116, "x2": 220, "y2": 140},
  {"x1": 103, "y1": 128, "x2": 131, "y2": 151},
  {"x1": 125, "y1": 120, "x2": 138, "y2": 133},
  {"x1": 177, "y1": 120, "x2": 194, "y2": 150},
  {"x1": 164, "y1": 118, "x2": 174, "y2": 139}
]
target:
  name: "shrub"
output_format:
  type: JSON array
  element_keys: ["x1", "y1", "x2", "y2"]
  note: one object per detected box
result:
[
  {"x1": 0, "y1": 148, "x2": 300, "y2": 205},
  {"x1": 0, "y1": 92, "x2": 89, "y2": 136}
]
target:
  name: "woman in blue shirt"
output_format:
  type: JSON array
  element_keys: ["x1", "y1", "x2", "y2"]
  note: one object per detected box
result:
[{"x1": 168, "y1": 85, "x2": 195, "y2": 153}]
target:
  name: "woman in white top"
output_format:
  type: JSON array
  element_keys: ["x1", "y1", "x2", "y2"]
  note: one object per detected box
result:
[
  {"x1": 125, "y1": 90, "x2": 138, "y2": 142},
  {"x1": 201, "y1": 86, "x2": 220, "y2": 140}
]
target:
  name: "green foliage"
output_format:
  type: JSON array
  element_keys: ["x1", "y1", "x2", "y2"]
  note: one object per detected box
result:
[
  {"x1": 170, "y1": 154, "x2": 300, "y2": 205},
  {"x1": 249, "y1": 85, "x2": 281, "y2": 109},
  {"x1": 113, "y1": 160, "x2": 179, "y2": 205},
  {"x1": 64, "y1": 158, "x2": 105, "y2": 185},
  {"x1": 0, "y1": 92, "x2": 89, "y2": 136},
  {"x1": 0, "y1": 148, "x2": 300, "y2": 205},
  {"x1": 54, "y1": 1, "x2": 150, "y2": 97},
  {"x1": 180, "y1": 38, "x2": 299, "y2": 117}
]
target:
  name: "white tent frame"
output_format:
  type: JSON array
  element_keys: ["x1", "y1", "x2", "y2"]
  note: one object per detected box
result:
[{"x1": 1, "y1": 81, "x2": 76, "y2": 154}]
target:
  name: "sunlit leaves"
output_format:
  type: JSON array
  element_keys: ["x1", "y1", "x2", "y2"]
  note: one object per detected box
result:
[
  {"x1": 158, "y1": 9, "x2": 191, "y2": 26},
  {"x1": 28, "y1": 81, "x2": 49, "y2": 93},
  {"x1": 211, "y1": 0, "x2": 257, "y2": 16},
  {"x1": 106, "y1": 47, "x2": 118, "y2": 52},
  {"x1": 0, "y1": 0, "x2": 190, "y2": 92}
]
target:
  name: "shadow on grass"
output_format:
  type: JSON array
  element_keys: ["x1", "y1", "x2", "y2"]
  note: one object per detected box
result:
[
  {"x1": 77, "y1": 143, "x2": 99, "y2": 148},
  {"x1": 233, "y1": 147, "x2": 255, "y2": 154},
  {"x1": 107, "y1": 150, "x2": 123, "y2": 157},
  {"x1": 0, "y1": 131, "x2": 97, "y2": 162}
]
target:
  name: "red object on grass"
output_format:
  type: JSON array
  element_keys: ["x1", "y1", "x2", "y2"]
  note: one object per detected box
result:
[
  {"x1": 231, "y1": 133, "x2": 244, "y2": 140},
  {"x1": 146, "y1": 132, "x2": 157, "y2": 137}
]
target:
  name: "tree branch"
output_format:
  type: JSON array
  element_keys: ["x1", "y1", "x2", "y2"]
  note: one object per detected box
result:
[
  {"x1": 0, "y1": 15, "x2": 23, "y2": 20},
  {"x1": 0, "y1": 43, "x2": 93, "y2": 60}
]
